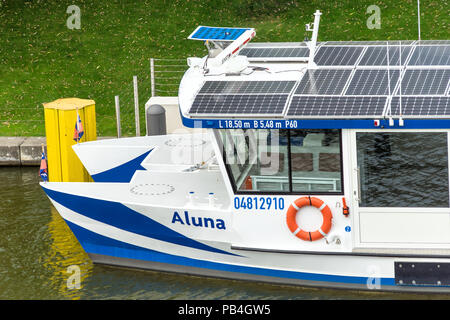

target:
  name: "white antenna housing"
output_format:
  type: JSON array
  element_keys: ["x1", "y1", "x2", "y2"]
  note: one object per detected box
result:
[{"x1": 187, "y1": 26, "x2": 256, "y2": 75}]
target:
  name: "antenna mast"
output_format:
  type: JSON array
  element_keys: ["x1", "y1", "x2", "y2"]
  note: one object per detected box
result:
[
  {"x1": 306, "y1": 10, "x2": 322, "y2": 68},
  {"x1": 417, "y1": 0, "x2": 421, "y2": 40}
]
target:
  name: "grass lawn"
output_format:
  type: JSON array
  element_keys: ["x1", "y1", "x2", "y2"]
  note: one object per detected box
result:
[{"x1": 0, "y1": 0, "x2": 448, "y2": 136}]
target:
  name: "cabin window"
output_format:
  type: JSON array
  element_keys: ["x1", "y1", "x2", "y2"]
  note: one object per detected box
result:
[
  {"x1": 219, "y1": 129, "x2": 290, "y2": 192},
  {"x1": 217, "y1": 129, "x2": 343, "y2": 194},
  {"x1": 356, "y1": 132, "x2": 449, "y2": 207},
  {"x1": 290, "y1": 129, "x2": 342, "y2": 193}
]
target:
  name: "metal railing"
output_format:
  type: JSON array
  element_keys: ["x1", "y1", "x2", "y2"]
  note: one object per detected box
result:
[{"x1": 150, "y1": 58, "x2": 188, "y2": 97}]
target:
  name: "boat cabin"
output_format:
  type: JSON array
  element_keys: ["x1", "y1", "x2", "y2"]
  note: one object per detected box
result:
[{"x1": 178, "y1": 22, "x2": 450, "y2": 253}]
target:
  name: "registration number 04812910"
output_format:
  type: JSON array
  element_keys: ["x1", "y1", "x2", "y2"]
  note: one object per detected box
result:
[{"x1": 233, "y1": 196, "x2": 285, "y2": 211}]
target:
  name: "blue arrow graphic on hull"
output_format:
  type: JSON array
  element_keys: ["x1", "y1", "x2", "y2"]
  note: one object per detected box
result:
[{"x1": 91, "y1": 149, "x2": 152, "y2": 183}]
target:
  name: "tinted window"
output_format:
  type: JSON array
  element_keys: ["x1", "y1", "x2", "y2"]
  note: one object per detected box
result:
[{"x1": 357, "y1": 132, "x2": 449, "y2": 207}]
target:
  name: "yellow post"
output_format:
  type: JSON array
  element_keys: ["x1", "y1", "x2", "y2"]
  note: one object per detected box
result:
[{"x1": 43, "y1": 98, "x2": 97, "y2": 182}]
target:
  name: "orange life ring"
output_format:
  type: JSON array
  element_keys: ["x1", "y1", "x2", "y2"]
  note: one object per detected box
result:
[{"x1": 286, "y1": 196, "x2": 332, "y2": 241}]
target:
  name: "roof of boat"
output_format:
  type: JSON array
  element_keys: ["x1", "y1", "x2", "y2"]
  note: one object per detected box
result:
[{"x1": 178, "y1": 39, "x2": 450, "y2": 130}]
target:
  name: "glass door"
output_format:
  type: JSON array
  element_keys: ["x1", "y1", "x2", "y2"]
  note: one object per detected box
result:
[{"x1": 351, "y1": 130, "x2": 450, "y2": 246}]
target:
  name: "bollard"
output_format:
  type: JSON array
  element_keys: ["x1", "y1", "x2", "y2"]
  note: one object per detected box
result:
[
  {"x1": 43, "y1": 98, "x2": 96, "y2": 182},
  {"x1": 146, "y1": 104, "x2": 166, "y2": 136}
]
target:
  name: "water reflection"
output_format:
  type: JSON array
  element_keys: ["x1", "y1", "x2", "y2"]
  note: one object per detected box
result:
[
  {"x1": 1, "y1": 167, "x2": 449, "y2": 299},
  {"x1": 44, "y1": 206, "x2": 93, "y2": 299}
]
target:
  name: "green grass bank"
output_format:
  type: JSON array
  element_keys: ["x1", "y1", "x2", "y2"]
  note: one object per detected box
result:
[{"x1": 0, "y1": 0, "x2": 448, "y2": 136}]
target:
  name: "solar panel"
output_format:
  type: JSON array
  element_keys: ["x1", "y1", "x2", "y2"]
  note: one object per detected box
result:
[
  {"x1": 240, "y1": 47, "x2": 309, "y2": 59},
  {"x1": 399, "y1": 69, "x2": 450, "y2": 95},
  {"x1": 358, "y1": 46, "x2": 413, "y2": 66},
  {"x1": 198, "y1": 81, "x2": 296, "y2": 94},
  {"x1": 190, "y1": 80, "x2": 297, "y2": 116},
  {"x1": 188, "y1": 26, "x2": 250, "y2": 41},
  {"x1": 390, "y1": 97, "x2": 450, "y2": 117},
  {"x1": 314, "y1": 46, "x2": 364, "y2": 66},
  {"x1": 345, "y1": 69, "x2": 400, "y2": 96},
  {"x1": 416, "y1": 40, "x2": 450, "y2": 45},
  {"x1": 189, "y1": 94, "x2": 289, "y2": 115},
  {"x1": 408, "y1": 46, "x2": 450, "y2": 65},
  {"x1": 245, "y1": 42, "x2": 307, "y2": 48},
  {"x1": 295, "y1": 69, "x2": 352, "y2": 95},
  {"x1": 324, "y1": 41, "x2": 415, "y2": 46},
  {"x1": 286, "y1": 96, "x2": 387, "y2": 118}
]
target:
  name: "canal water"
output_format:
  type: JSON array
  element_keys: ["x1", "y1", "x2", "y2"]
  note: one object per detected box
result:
[{"x1": 0, "y1": 167, "x2": 447, "y2": 300}]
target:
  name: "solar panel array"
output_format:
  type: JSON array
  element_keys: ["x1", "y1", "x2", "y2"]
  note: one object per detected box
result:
[{"x1": 188, "y1": 41, "x2": 450, "y2": 119}]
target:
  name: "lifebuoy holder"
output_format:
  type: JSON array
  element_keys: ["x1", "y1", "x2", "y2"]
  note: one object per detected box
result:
[{"x1": 286, "y1": 196, "x2": 332, "y2": 241}]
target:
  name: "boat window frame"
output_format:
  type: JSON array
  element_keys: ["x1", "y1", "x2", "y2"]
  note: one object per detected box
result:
[{"x1": 214, "y1": 128, "x2": 345, "y2": 196}]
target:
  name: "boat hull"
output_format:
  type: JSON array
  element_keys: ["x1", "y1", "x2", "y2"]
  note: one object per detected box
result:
[{"x1": 42, "y1": 184, "x2": 450, "y2": 294}]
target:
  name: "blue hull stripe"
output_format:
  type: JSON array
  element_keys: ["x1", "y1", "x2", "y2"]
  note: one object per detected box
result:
[
  {"x1": 42, "y1": 186, "x2": 238, "y2": 257},
  {"x1": 91, "y1": 149, "x2": 152, "y2": 183},
  {"x1": 66, "y1": 219, "x2": 395, "y2": 286}
]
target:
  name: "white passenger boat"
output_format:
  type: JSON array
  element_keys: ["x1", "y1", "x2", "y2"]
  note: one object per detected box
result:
[{"x1": 41, "y1": 11, "x2": 450, "y2": 292}]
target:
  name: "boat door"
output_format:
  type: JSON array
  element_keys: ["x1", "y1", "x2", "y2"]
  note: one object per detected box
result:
[{"x1": 350, "y1": 129, "x2": 450, "y2": 248}]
